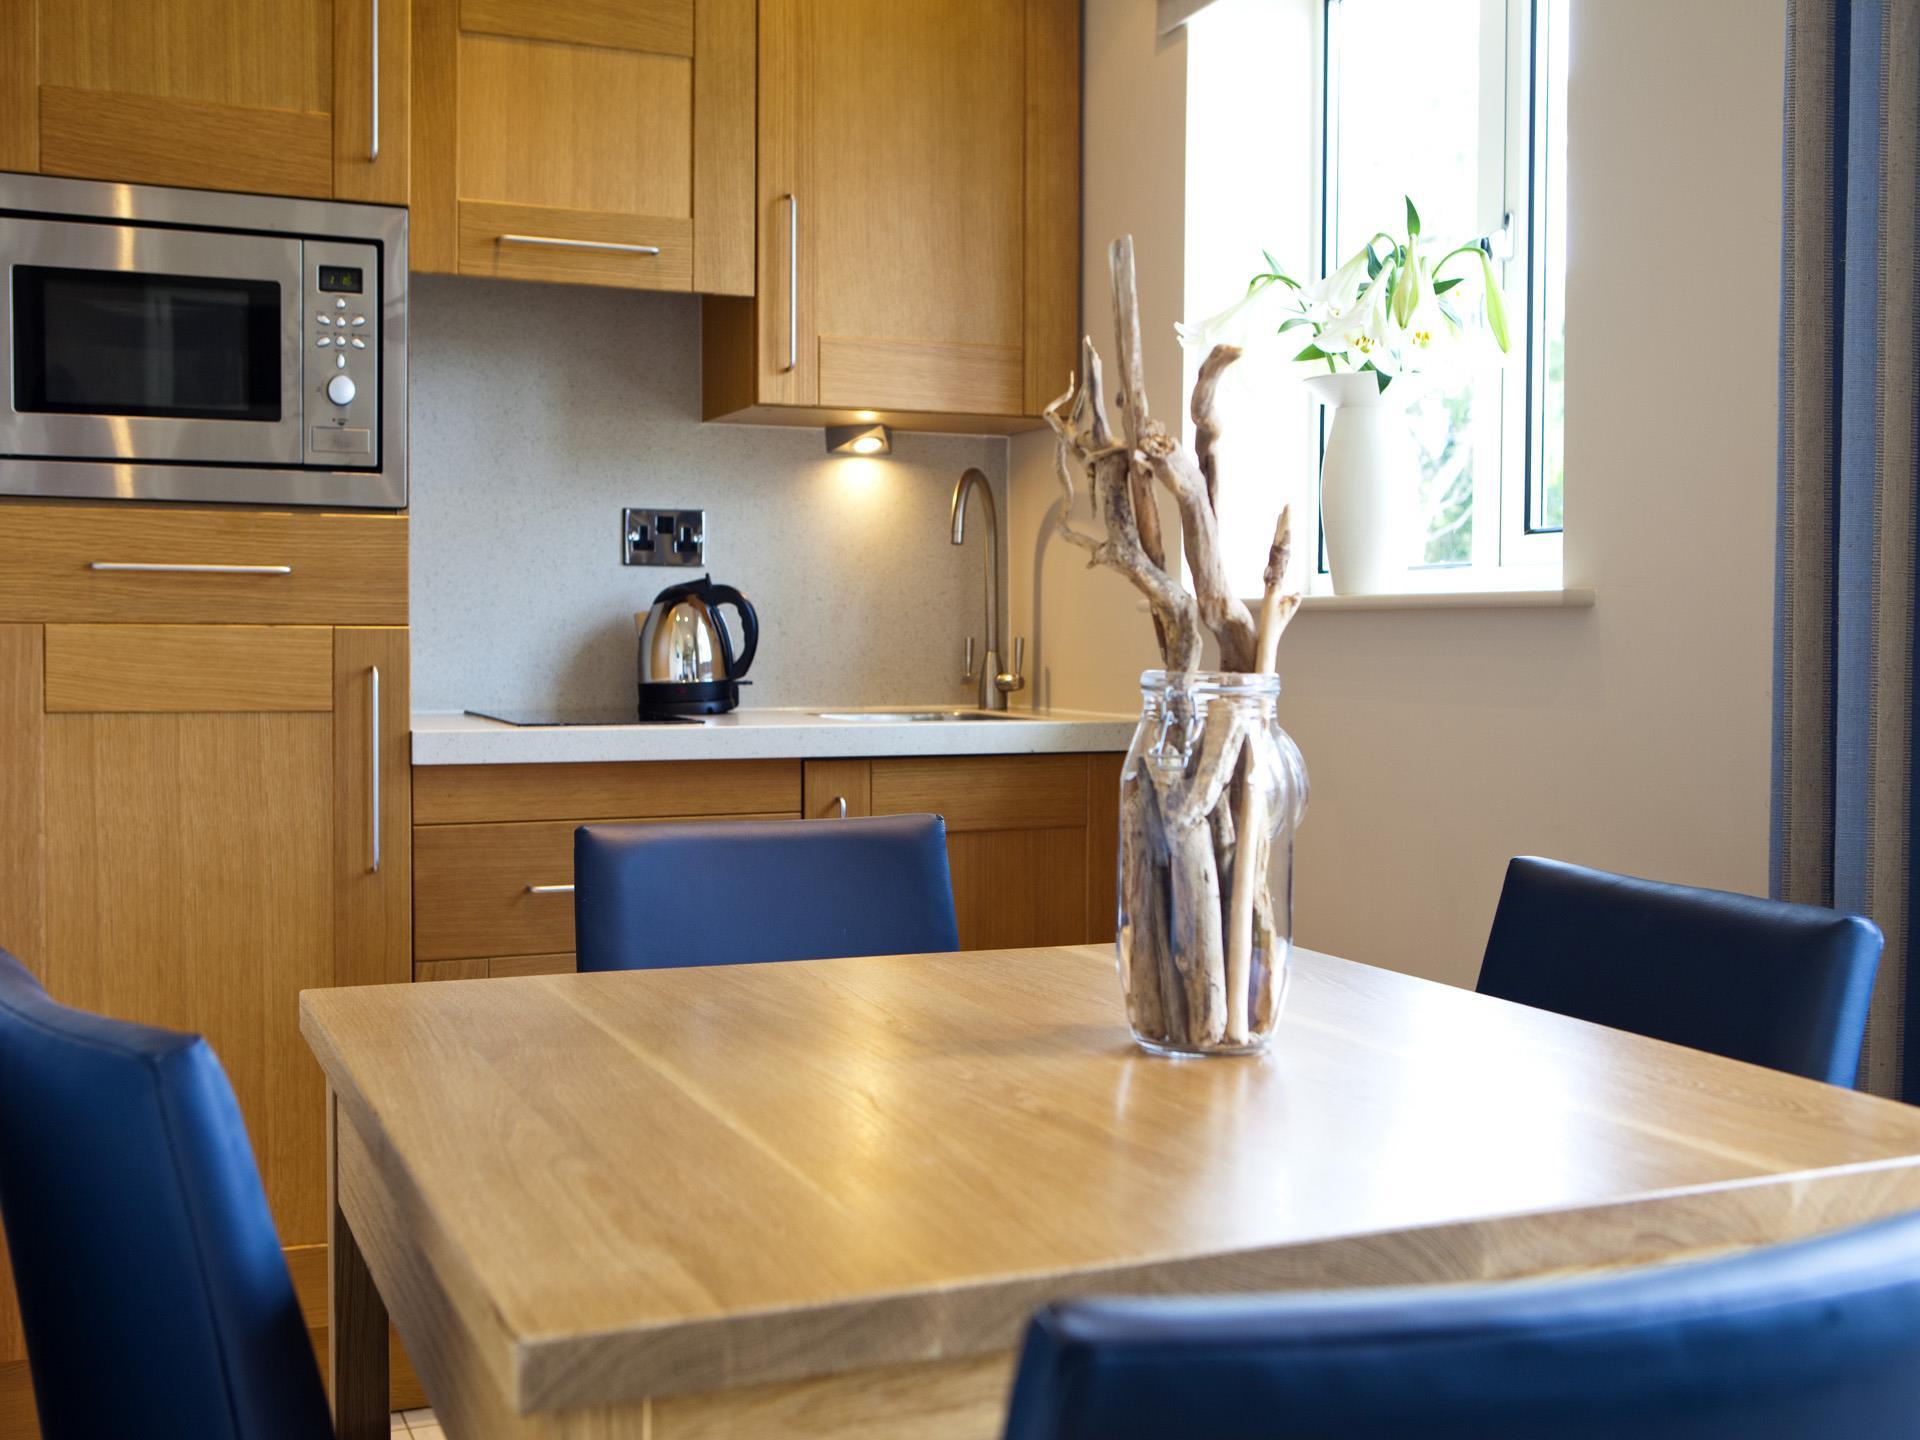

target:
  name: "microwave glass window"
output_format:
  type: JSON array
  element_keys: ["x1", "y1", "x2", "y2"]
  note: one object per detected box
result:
[{"x1": 12, "y1": 266, "x2": 282, "y2": 422}]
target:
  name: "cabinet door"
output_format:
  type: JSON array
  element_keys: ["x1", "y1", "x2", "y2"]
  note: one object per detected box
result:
[
  {"x1": 0, "y1": 0, "x2": 408, "y2": 202},
  {"x1": 0, "y1": 623, "x2": 411, "y2": 1428},
  {"x1": 810, "y1": 754, "x2": 1120, "y2": 950},
  {"x1": 729, "y1": 0, "x2": 1078, "y2": 420},
  {"x1": 411, "y1": 0, "x2": 754, "y2": 293}
]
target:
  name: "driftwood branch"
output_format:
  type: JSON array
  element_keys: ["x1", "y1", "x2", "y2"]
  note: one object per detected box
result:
[
  {"x1": 1254, "y1": 506, "x2": 1300, "y2": 673},
  {"x1": 1191, "y1": 343, "x2": 1238, "y2": 517},
  {"x1": 1045, "y1": 339, "x2": 1202, "y2": 670},
  {"x1": 1050, "y1": 233, "x2": 1308, "y2": 1055}
]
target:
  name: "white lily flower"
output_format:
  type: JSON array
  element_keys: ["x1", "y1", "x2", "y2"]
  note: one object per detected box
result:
[
  {"x1": 1315, "y1": 271, "x2": 1399, "y2": 376},
  {"x1": 1294, "y1": 248, "x2": 1371, "y2": 327},
  {"x1": 1186, "y1": 198, "x2": 1512, "y2": 389},
  {"x1": 1175, "y1": 273, "x2": 1310, "y2": 355}
]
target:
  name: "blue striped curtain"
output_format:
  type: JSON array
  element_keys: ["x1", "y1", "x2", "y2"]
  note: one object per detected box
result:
[{"x1": 1773, "y1": 0, "x2": 1920, "y2": 1098}]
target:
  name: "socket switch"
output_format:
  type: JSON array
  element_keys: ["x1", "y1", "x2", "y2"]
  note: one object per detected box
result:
[{"x1": 623, "y1": 507, "x2": 706, "y2": 567}]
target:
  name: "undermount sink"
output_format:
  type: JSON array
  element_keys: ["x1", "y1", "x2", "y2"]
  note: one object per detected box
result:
[{"x1": 812, "y1": 709, "x2": 1035, "y2": 723}]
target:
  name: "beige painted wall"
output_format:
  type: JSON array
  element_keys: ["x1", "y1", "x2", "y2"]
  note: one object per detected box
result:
[{"x1": 1010, "y1": 0, "x2": 1784, "y2": 987}]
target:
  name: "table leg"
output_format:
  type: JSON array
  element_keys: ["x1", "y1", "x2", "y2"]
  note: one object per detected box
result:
[{"x1": 329, "y1": 1091, "x2": 390, "y2": 1440}]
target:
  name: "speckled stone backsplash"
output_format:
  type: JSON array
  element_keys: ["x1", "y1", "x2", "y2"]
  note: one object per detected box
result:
[{"x1": 408, "y1": 274, "x2": 1010, "y2": 714}]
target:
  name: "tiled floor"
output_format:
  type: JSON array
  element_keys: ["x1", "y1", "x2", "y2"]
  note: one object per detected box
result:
[{"x1": 392, "y1": 1408, "x2": 444, "y2": 1439}]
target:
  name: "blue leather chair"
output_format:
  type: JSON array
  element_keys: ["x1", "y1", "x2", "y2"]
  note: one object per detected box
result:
[
  {"x1": 0, "y1": 949, "x2": 331, "y2": 1440},
  {"x1": 574, "y1": 813, "x2": 961, "y2": 971},
  {"x1": 1002, "y1": 1208, "x2": 1920, "y2": 1439},
  {"x1": 1476, "y1": 856, "x2": 1880, "y2": 1085}
]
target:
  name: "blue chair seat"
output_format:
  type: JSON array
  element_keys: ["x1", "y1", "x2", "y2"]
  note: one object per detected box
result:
[
  {"x1": 1476, "y1": 856, "x2": 1880, "y2": 1085},
  {"x1": 574, "y1": 813, "x2": 960, "y2": 971},
  {"x1": 0, "y1": 949, "x2": 331, "y2": 1440}
]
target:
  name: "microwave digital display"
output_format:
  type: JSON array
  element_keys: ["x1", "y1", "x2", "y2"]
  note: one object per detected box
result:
[{"x1": 317, "y1": 265, "x2": 363, "y2": 294}]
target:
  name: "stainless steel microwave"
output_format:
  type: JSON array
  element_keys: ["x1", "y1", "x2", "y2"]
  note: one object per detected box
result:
[{"x1": 0, "y1": 173, "x2": 406, "y2": 508}]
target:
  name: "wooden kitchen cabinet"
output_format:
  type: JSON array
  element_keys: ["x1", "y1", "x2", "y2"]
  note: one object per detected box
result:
[
  {"x1": 409, "y1": 751, "x2": 1120, "y2": 986},
  {"x1": 409, "y1": 0, "x2": 755, "y2": 294},
  {"x1": 806, "y1": 754, "x2": 1122, "y2": 948},
  {"x1": 411, "y1": 758, "x2": 803, "y2": 973},
  {"x1": 702, "y1": 0, "x2": 1081, "y2": 432},
  {"x1": 0, "y1": 0, "x2": 409, "y2": 202},
  {"x1": 0, "y1": 505, "x2": 412, "y2": 1435}
]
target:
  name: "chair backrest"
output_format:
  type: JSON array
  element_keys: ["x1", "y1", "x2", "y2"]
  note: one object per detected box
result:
[
  {"x1": 1002, "y1": 1208, "x2": 1920, "y2": 1440},
  {"x1": 1475, "y1": 856, "x2": 1880, "y2": 1085},
  {"x1": 574, "y1": 813, "x2": 961, "y2": 972},
  {"x1": 0, "y1": 950, "x2": 331, "y2": 1440}
]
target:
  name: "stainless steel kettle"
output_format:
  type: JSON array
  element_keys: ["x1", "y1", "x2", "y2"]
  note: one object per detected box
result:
[{"x1": 636, "y1": 574, "x2": 758, "y2": 717}]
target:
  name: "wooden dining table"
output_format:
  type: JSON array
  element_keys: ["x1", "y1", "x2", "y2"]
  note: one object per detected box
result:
[{"x1": 303, "y1": 943, "x2": 1920, "y2": 1440}]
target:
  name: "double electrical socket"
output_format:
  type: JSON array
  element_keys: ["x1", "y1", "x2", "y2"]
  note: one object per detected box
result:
[{"x1": 623, "y1": 507, "x2": 706, "y2": 567}]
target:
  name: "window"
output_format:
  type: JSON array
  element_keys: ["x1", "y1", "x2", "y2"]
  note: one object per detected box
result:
[{"x1": 1185, "y1": 0, "x2": 1568, "y2": 592}]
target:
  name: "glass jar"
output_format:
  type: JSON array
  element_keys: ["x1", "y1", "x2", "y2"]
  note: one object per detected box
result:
[{"x1": 1117, "y1": 670, "x2": 1308, "y2": 1056}]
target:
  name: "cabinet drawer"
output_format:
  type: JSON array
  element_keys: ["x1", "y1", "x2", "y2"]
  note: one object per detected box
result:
[
  {"x1": 414, "y1": 759, "x2": 801, "y2": 824},
  {"x1": 871, "y1": 755, "x2": 1090, "y2": 831},
  {"x1": 415, "y1": 811, "x2": 794, "y2": 961},
  {"x1": 415, "y1": 821, "x2": 580, "y2": 961},
  {"x1": 0, "y1": 505, "x2": 408, "y2": 625},
  {"x1": 415, "y1": 953, "x2": 576, "y2": 982}
]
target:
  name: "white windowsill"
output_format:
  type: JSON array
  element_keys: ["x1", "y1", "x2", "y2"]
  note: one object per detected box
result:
[
  {"x1": 1297, "y1": 585, "x2": 1594, "y2": 612},
  {"x1": 1142, "y1": 576, "x2": 1594, "y2": 617}
]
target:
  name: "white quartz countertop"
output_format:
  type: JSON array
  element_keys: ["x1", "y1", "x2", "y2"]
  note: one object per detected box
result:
[{"x1": 411, "y1": 707, "x2": 1138, "y2": 765}]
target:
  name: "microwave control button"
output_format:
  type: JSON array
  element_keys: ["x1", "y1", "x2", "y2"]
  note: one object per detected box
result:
[
  {"x1": 335, "y1": 298, "x2": 348, "y2": 310},
  {"x1": 326, "y1": 374, "x2": 357, "y2": 406},
  {"x1": 316, "y1": 335, "x2": 332, "y2": 348},
  {"x1": 350, "y1": 336, "x2": 366, "y2": 349},
  {"x1": 336, "y1": 353, "x2": 347, "y2": 369},
  {"x1": 351, "y1": 315, "x2": 367, "y2": 327},
  {"x1": 316, "y1": 313, "x2": 333, "y2": 326}
]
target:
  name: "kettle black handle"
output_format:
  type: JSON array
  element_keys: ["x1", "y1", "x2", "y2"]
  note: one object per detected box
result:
[{"x1": 705, "y1": 583, "x2": 758, "y2": 678}]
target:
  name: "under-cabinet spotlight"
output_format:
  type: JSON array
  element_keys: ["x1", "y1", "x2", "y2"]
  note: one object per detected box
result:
[{"x1": 826, "y1": 422, "x2": 892, "y2": 457}]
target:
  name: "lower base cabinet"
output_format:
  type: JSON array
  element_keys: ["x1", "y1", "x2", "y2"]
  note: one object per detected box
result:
[
  {"x1": 410, "y1": 751, "x2": 1124, "y2": 982},
  {"x1": 804, "y1": 754, "x2": 1123, "y2": 948},
  {"x1": 0, "y1": 621, "x2": 413, "y2": 1437}
]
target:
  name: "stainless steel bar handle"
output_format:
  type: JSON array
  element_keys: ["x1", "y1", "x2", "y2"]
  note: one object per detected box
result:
[
  {"x1": 832, "y1": 795, "x2": 848, "y2": 819},
  {"x1": 785, "y1": 193, "x2": 799, "y2": 372},
  {"x1": 526, "y1": 884, "x2": 576, "y2": 895},
  {"x1": 89, "y1": 562, "x2": 293, "y2": 575},
  {"x1": 369, "y1": 0, "x2": 380, "y2": 161},
  {"x1": 499, "y1": 235, "x2": 662, "y2": 255},
  {"x1": 369, "y1": 665, "x2": 381, "y2": 873}
]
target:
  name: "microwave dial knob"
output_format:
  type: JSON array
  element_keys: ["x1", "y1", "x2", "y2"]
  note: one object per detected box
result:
[{"x1": 326, "y1": 374, "x2": 357, "y2": 407}]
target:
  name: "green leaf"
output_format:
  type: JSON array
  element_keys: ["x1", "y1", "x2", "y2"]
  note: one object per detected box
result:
[
  {"x1": 1376, "y1": 369, "x2": 1394, "y2": 394},
  {"x1": 1365, "y1": 249, "x2": 1383, "y2": 281},
  {"x1": 1433, "y1": 276, "x2": 1464, "y2": 295},
  {"x1": 1405, "y1": 196, "x2": 1421, "y2": 239},
  {"x1": 1478, "y1": 249, "x2": 1511, "y2": 352},
  {"x1": 1275, "y1": 316, "x2": 1315, "y2": 334},
  {"x1": 1293, "y1": 343, "x2": 1333, "y2": 362}
]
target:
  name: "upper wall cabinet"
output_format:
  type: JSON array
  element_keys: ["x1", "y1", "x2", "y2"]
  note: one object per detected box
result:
[
  {"x1": 409, "y1": 0, "x2": 754, "y2": 294},
  {"x1": 0, "y1": 0, "x2": 408, "y2": 203},
  {"x1": 701, "y1": 0, "x2": 1081, "y2": 433}
]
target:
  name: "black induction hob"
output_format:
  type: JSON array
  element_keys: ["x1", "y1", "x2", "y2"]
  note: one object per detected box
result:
[{"x1": 464, "y1": 708, "x2": 706, "y2": 727}]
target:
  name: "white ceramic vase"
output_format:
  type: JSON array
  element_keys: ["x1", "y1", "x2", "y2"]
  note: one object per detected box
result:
[{"x1": 1303, "y1": 372, "x2": 1419, "y2": 595}]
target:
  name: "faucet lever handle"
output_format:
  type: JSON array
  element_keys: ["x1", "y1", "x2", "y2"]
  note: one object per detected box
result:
[
  {"x1": 962, "y1": 635, "x2": 977, "y2": 682},
  {"x1": 995, "y1": 637, "x2": 1028, "y2": 696}
]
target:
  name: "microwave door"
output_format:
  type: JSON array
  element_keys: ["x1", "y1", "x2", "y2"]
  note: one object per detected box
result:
[{"x1": 0, "y1": 217, "x2": 305, "y2": 468}]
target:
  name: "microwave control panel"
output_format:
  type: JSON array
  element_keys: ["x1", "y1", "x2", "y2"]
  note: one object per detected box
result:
[{"x1": 302, "y1": 238, "x2": 380, "y2": 469}]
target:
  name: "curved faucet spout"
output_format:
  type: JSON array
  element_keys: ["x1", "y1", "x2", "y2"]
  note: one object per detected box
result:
[{"x1": 949, "y1": 467, "x2": 1004, "y2": 709}]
